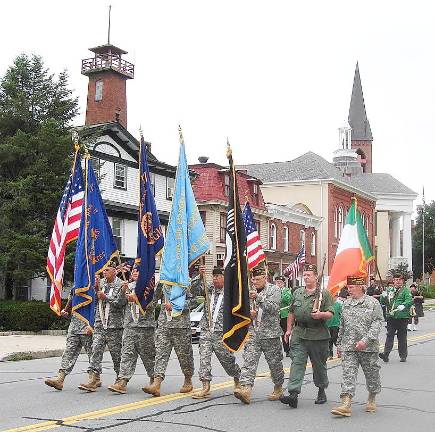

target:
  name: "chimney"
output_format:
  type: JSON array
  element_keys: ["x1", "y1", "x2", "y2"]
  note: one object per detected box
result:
[{"x1": 198, "y1": 156, "x2": 209, "y2": 163}]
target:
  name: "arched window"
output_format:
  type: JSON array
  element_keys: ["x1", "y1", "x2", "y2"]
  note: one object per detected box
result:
[
  {"x1": 299, "y1": 229, "x2": 305, "y2": 249},
  {"x1": 311, "y1": 232, "x2": 316, "y2": 256},
  {"x1": 283, "y1": 226, "x2": 289, "y2": 252},
  {"x1": 338, "y1": 206, "x2": 344, "y2": 238},
  {"x1": 334, "y1": 207, "x2": 338, "y2": 239},
  {"x1": 270, "y1": 223, "x2": 276, "y2": 250},
  {"x1": 360, "y1": 212, "x2": 366, "y2": 229}
]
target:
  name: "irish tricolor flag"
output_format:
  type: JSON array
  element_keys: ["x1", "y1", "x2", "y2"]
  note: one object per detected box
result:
[{"x1": 327, "y1": 198, "x2": 374, "y2": 296}]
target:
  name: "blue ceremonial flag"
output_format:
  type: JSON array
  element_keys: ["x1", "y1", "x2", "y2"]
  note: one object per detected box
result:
[
  {"x1": 72, "y1": 157, "x2": 119, "y2": 328},
  {"x1": 159, "y1": 132, "x2": 209, "y2": 317},
  {"x1": 135, "y1": 134, "x2": 164, "y2": 313}
]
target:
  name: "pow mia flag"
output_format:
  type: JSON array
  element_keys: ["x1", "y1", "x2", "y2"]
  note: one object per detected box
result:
[{"x1": 222, "y1": 142, "x2": 251, "y2": 352}]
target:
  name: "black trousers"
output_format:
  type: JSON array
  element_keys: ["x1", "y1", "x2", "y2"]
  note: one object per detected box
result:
[
  {"x1": 280, "y1": 317, "x2": 289, "y2": 353},
  {"x1": 384, "y1": 318, "x2": 408, "y2": 359}
]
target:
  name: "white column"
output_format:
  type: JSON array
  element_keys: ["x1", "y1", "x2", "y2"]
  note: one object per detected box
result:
[
  {"x1": 390, "y1": 213, "x2": 401, "y2": 257},
  {"x1": 402, "y1": 212, "x2": 413, "y2": 271}
]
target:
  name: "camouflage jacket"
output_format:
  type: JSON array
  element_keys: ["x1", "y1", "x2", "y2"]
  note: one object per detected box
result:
[
  {"x1": 199, "y1": 283, "x2": 225, "y2": 335},
  {"x1": 248, "y1": 282, "x2": 282, "y2": 339},
  {"x1": 94, "y1": 276, "x2": 127, "y2": 330},
  {"x1": 68, "y1": 315, "x2": 88, "y2": 335},
  {"x1": 337, "y1": 294, "x2": 384, "y2": 352},
  {"x1": 123, "y1": 282, "x2": 156, "y2": 329},
  {"x1": 155, "y1": 274, "x2": 201, "y2": 329}
]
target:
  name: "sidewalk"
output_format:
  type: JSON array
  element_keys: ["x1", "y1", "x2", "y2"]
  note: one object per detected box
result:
[{"x1": 0, "y1": 334, "x2": 66, "y2": 362}]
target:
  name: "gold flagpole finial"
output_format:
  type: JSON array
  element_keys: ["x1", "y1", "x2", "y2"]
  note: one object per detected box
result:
[
  {"x1": 72, "y1": 130, "x2": 80, "y2": 152},
  {"x1": 139, "y1": 125, "x2": 144, "y2": 138},
  {"x1": 226, "y1": 137, "x2": 232, "y2": 159},
  {"x1": 178, "y1": 125, "x2": 184, "y2": 145}
]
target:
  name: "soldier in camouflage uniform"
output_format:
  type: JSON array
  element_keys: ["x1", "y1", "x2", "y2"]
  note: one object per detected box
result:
[
  {"x1": 280, "y1": 263, "x2": 334, "y2": 408},
  {"x1": 107, "y1": 267, "x2": 156, "y2": 394},
  {"x1": 79, "y1": 262, "x2": 127, "y2": 392},
  {"x1": 44, "y1": 289, "x2": 93, "y2": 391},
  {"x1": 142, "y1": 272, "x2": 202, "y2": 397},
  {"x1": 234, "y1": 267, "x2": 284, "y2": 405},
  {"x1": 192, "y1": 266, "x2": 241, "y2": 399},
  {"x1": 331, "y1": 275, "x2": 384, "y2": 417}
]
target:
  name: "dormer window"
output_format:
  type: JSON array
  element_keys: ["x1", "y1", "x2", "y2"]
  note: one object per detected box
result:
[
  {"x1": 252, "y1": 183, "x2": 259, "y2": 204},
  {"x1": 95, "y1": 80, "x2": 103, "y2": 101},
  {"x1": 224, "y1": 175, "x2": 230, "y2": 197}
]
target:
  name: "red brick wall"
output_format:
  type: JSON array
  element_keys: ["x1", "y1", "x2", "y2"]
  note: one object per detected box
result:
[
  {"x1": 268, "y1": 218, "x2": 317, "y2": 262},
  {"x1": 352, "y1": 140, "x2": 372, "y2": 173},
  {"x1": 328, "y1": 184, "x2": 375, "y2": 273},
  {"x1": 85, "y1": 71, "x2": 128, "y2": 128},
  {"x1": 190, "y1": 163, "x2": 266, "y2": 211}
]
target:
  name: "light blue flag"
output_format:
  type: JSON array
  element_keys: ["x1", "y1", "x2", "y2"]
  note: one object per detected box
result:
[{"x1": 159, "y1": 139, "x2": 209, "y2": 317}]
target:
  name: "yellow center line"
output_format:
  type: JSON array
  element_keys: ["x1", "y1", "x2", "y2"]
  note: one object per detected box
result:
[{"x1": 4, "y1": 331, "x2": 435, "y2": 432}]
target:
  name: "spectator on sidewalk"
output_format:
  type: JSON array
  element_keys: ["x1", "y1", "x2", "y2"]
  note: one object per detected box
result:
[{"x1": 408, "y1": 283, "x2": 424, "y2": 331}]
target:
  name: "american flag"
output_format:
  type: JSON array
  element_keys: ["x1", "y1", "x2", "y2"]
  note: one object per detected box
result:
[
  {"x1": 283, "y1": 245, "x2": 306, "y2": 278},
  {"x1": 46, "y1": 155, "x2": 84, "y2": 315},
  {"x1": 242, "y1": 202, "x2": 265, "y2": 270}
]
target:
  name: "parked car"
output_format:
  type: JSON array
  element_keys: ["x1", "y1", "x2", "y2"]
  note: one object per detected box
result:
[{"x1": 190, "y1": 302, "x2": 204, "y2": 342}]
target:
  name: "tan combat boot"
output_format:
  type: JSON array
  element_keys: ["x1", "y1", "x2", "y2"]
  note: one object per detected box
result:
[
  {"x1": 78, "y1": 371, "x2": 99, "y2": 392},
  {"x1": 234, "y1": 384, "x2": 252, "y2": 404},
  {"x1": 142, "y1": 376, "x2": 162, "y2": 397},
  {"x1": 366, "y1": 393, "x2": 377, "y2": 413},
  {"x1": 331, "y1": 394, "x2": 352, "y2": 417},
  {"x1": 108, "y1": 378, "x2": 128, "y2": 394},
  {"x1": 234, "y1": 377, "x2": 241, "y2": 390},
  {"x1": 192, "y1": 381, "x2": 211, "y2": 399},
  {"x1": 268, "y1": 385, "x2": 284, "y2": 401},
  {"x1": 179, "y1": 376, "x2": 193, "y2": 393},
  {"x1": 95, "y1": 373, "x2": 102, "y2": 388},
  {"x1": 44, "y1": 370, "x2": 66, "y2": 391}
]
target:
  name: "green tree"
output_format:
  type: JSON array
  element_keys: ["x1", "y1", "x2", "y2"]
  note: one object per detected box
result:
[
  {"x1": 412, "y1": 201, "x2": 435, "y2": 281},
  {"x1": 0, "y1": 54, "x2": 79, "y2": 299}
]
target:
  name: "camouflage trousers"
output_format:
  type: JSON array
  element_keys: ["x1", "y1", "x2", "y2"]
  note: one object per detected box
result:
[
  {"x1": 341, "y1": 351, "x2": 381, "y2": 398},
  {"x1": 118, "y1": 327, "x2": 156, "y2": 381},
  {"x1": 239, "y1": 334, "x2": 284, "y2": 387},
  {"x1": 59, "y1": 334, "x2": 92, "y2": 375},
  {"x1": 198, "y1": 331, "x2": 241, "y2": 382},
  {"x1": 89, "y1": 328, "x2": 124, "y2": 376},
  {"x1": 154, "y1": 326, "x2": 194, "y2": 380}
]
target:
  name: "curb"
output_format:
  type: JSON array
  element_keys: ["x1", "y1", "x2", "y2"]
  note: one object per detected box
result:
[
  {"x1": 0, "y1": 330, "x2": 67, "y2": 336},
  {"x1": 0, "y1": 349, "x2": 64, "y2": 362}
]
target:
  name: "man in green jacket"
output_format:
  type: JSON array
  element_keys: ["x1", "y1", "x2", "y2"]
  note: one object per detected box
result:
[{"x1": 379, "y1": 268, "x2": 413, "y2": 363}]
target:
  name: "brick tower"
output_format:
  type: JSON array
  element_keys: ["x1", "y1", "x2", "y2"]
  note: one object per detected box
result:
[
  {"x1": 81, "y1": 43, "x2": 134, "y2": 128},
  {"x1": 348, "y1": 62, "x2": 373, "y2": 173}
]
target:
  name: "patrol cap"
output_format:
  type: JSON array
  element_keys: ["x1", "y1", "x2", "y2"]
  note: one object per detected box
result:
[
  {"x1": 212, "y1": 266, "x2": 224, "y2": 275},
  {"x1": 252, "y1": 267, "x2": 266, "y2": 277},
  {"x1": 106, "y1": 260, "x2": 117, "y2": 269},
  {"x1": 303, "y1": 263, "x2": 317, "y2": 273},
  {"x1": 346, "y1": 275, "x2": 366, "y2": 286},
  {"x1": 274, "y1": 275, "x2": 286, "y2": 282}
]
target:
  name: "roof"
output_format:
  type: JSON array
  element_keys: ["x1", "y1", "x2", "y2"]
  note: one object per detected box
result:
[
  {"x1": 239, "y1": 151, "x2": 417, "y2": 197},
  {"x1": 348, "y1": 62, "x2": 373, "y2": 141},
  {"x1": 89, "y1": 44, "x2": 128, "y2": 55}
]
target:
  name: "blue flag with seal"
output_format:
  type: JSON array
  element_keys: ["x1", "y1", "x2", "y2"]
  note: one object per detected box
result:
[
  {"x1": 135, "y1": 133, "x2": 164, "y2": 313},
  {"x1": 72, "y1": 156, "x2": 119, "y2": 328},
  {"x1": 159, "y1": 129, "x2": 209, "y2": 317}
]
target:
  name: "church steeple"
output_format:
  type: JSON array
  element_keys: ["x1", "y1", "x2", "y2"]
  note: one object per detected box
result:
[{"x1": 348, "y1": 62, "x2": 373, "y2": 173}]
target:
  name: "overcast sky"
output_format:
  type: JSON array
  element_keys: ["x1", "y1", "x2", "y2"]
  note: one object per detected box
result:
[{"x1": 1, "y1": 0, "x2": 432, "y2": 210}]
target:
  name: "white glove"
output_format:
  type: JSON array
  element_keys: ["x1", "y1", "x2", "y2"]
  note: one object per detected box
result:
[{"x1": 397, "y1": 305, "x2": 405, "y2": 311}]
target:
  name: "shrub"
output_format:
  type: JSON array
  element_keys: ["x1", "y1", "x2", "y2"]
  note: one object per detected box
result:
[
  {"x1": 0, "y1": 300, "x2": 69, "y2": 332},
  {"x1": 421, "y1": 285, "x2": 435, "y2": 299}
]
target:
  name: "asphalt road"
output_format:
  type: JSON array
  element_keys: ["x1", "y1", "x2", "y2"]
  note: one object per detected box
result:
[{"x1": 1, "y1": 310, "x2": 435, "y2": 432}]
